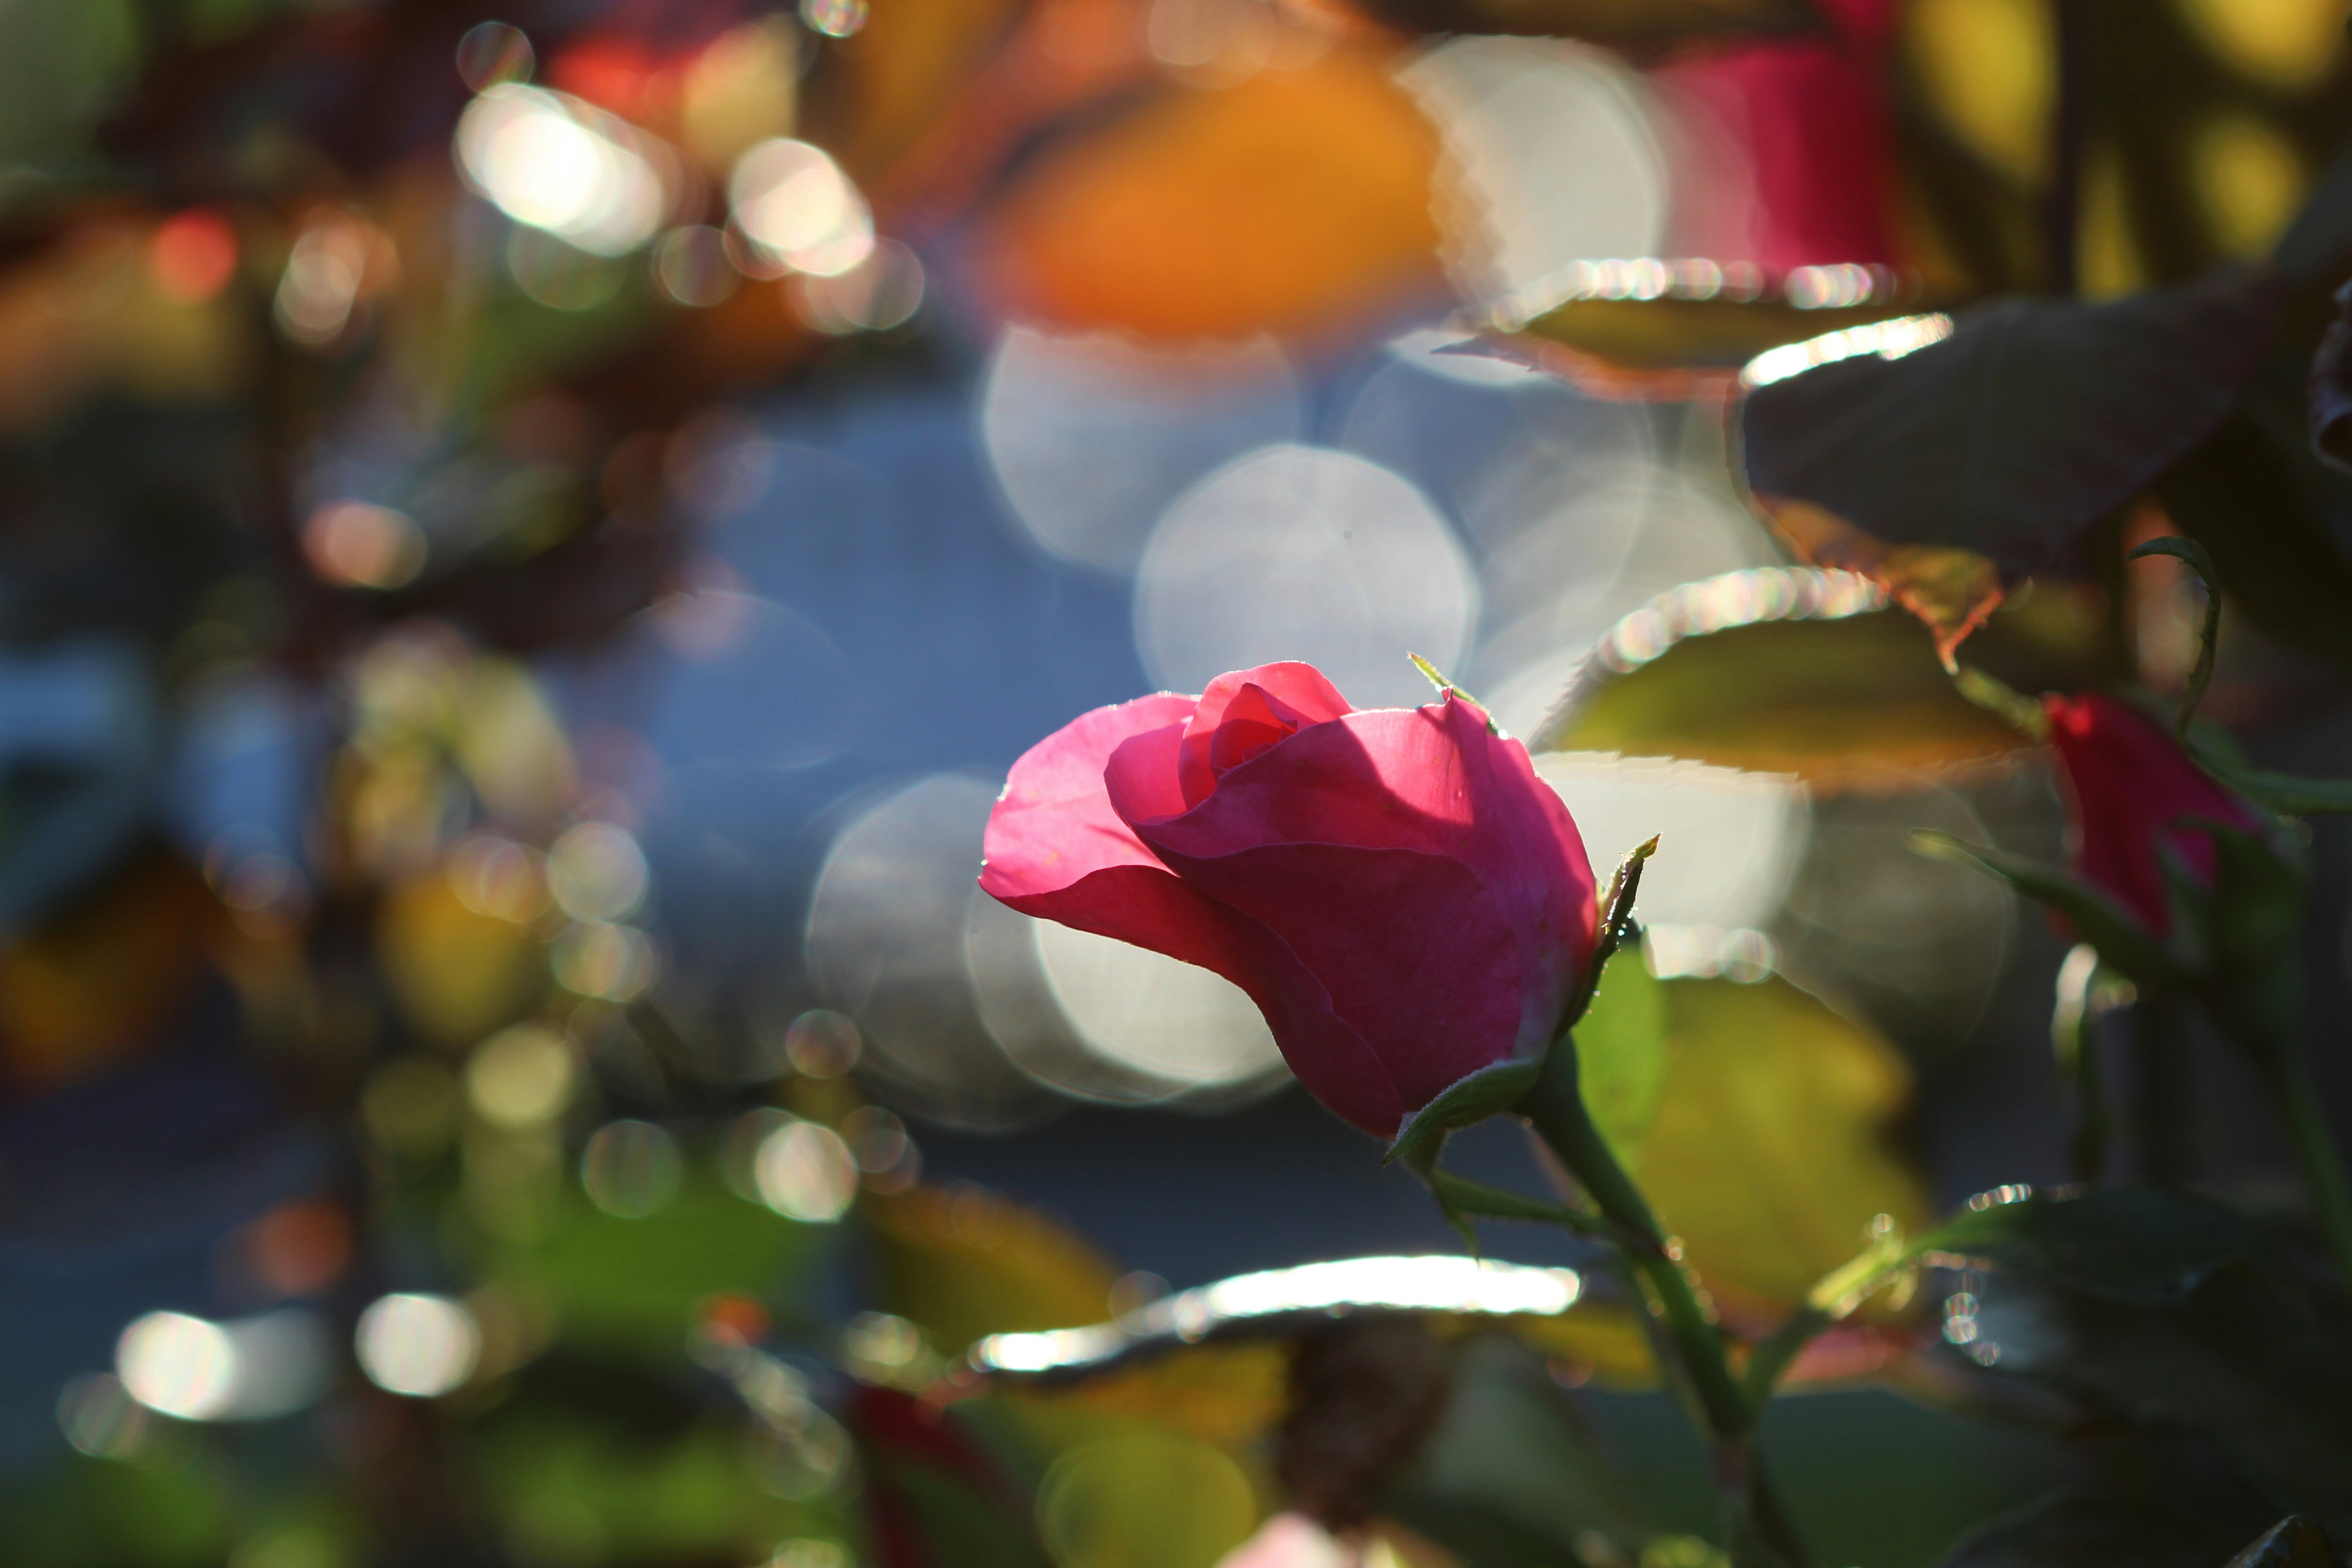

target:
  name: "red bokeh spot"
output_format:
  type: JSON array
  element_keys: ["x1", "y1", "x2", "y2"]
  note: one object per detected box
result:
[{"x1": 150, "y1": 210, "x2": 239, "y2": 304}]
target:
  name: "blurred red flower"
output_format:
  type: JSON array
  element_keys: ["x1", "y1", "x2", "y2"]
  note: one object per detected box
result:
[{"x1": 2043, "y1": 691, "x2": 2262, "y2": 937}]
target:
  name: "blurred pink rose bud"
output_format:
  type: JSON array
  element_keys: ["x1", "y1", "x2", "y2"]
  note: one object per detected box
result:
[
  {"x1": 2043, "y1": 691, "x2": 2262, "y2": 936},
  {"x1": 980, "y1": 662, "x2": 1598, "y2": 1137}
]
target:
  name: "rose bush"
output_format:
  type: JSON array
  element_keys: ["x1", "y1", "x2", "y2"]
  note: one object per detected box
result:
[
  {"x1": 2043, "y1": 691, "x2": 2262, "y2": 936},
  {"x1": 979, "y1": 661, "x2": 1597, "y2": 1137}
]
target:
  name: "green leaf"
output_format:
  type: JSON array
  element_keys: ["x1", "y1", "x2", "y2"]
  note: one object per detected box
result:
[
  {"x1": 870, "y1": 1186, "x2": 1123, "y2": 1354},
  {"x1": 1629, "y1": 976, "x2": 1931, "y2": 1313},
  {"x1": 2172, "y1": 823, "x2": 2308, "y2": 1057},
  {"x1": 479, "y1": 1174, "x2": 830, "y2": 1353},
  {"x1": 1385, "y1": 1058, "x2": 1542, "y2": 1170},
  {"x1": 1574, "y1": 952, "x2": 1669, "y2": 1161},
  {"x1": 1743, "y1": 269, "x2": 2278, "y2": 583},
  {"x1": 1910, "y1": 831, "x2": 2185, "y2": 992},
  {"x1": 1541, "y1": 609, "x2": 2029, "y2": 785},
  {"x1": 2200, "y1": 759, "x2": 2352, "y2": 818}
]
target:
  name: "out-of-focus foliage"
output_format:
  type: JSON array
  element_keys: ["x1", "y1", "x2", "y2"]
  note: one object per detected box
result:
[{"x1": 0, "y1": 0, "x2": 2349, "y2": 1564}]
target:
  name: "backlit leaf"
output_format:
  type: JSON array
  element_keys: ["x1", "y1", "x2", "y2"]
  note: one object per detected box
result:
[
  {"x1": 1541, "y1": 607, "x2": 2028, "y2": 787},
  {"x1": 1573, "y1": 952, "x2": 1669, "y2": 1162},
  {"x1": 1486, "y1": 292, "x2": 1921, "y2": 397},
  {"x1": 869, "y1": 1185, "x2": 1123, "y2": 1354},
  {"x1": 483, "y1": 1176, "x2": 826, "y2": 1351},
  {"x1": 1631, "y1": 976, "x2": 1931, "y2": 1316}
]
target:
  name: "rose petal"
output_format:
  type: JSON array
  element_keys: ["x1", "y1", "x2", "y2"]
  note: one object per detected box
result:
[
  {"x1": 985, "y1": 686, "x2": 1407, "y2": 1132},
  {"x1": 1207, "y1": 682, "x2": 1314, "y2": 783},
  {"x1": 980, "y1": 692, "x2": 1197, "y2": 902},
  {"x1": 1178, "y1": 662, "x2": 1352, "y2": 808},
  {"x1": 1140, "y1": 839, "x2": 1526, "y2": 1111},
  {"x1": 1133, "y1": 697, "x2": 1598, "y2": 1054}
]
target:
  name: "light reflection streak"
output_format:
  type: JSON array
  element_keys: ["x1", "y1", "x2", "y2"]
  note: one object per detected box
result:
[
  {"x1": 1588, "y1": 567, "x2": 1885, "y2": 677},
  {"x1": 1740, "y1": 313, "x2": 1955, "y2": 390},
  {"x1": 970, "y1": 1255, "x2": 1580, "y2": 1377}
]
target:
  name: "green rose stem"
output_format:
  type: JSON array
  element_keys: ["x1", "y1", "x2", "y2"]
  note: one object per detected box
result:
[
  {"x1": 1521, "y1": 1042, "x2": 1807, "y2": 1568},
  {"x1": 2254, "y1": 1047, "x2": 2352, "y2": 1286}
]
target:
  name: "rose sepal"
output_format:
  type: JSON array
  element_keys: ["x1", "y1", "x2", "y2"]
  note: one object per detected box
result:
[
  {"x1": 1912, "y1": 829, "x2": 2186, "y2": 990},
  {"x1": 2156, "y1": 818, "x2": 2308, "y2": 1060},
  {"x1": 1384, "y1": 1058, "x2": 1544, "y2": 1171},
  {"x1": 2195, "y1": 758, "x2": 2352, "y2": 818}
]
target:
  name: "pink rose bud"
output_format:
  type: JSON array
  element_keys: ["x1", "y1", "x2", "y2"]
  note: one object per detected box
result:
[
  {"x1": 2043, "y1": 691, "x2": 2262, "y2": 937},
  {"x1": 980, "y1": 662, "x2": 1598, "y2": 1137}
]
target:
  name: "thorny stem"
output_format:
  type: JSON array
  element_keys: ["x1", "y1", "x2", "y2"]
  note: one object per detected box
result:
[{"x1": 1521, "y1": 1044, "x2": 1808, "y2": 1568}]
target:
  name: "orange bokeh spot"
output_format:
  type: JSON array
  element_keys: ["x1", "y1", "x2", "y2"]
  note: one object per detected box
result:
[
  {"x1": 244, "y1": 1200, "x2": 356, "y2": 1298},
  {"x1": 150, "y1": 210, "x2": 239, "y2": 304},
  {"x1": 698, "y1": 1293, "x2": 771, "y2": 1347},
  {"x1": 973, "y1": 51, "x2": 1446, "y2": 344}
]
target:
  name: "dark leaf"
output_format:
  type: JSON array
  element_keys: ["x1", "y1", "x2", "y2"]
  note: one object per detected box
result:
[
  {"x1": 2000, "y1": 1268, "x2": 2352, "y2": 1540},
  {"x1": 1279, "y1": 1317, "x2": 1453, "y2": 1531},
  {"x1": 2223, "y1": 1518, "x2": 2336, "y2": 1568},
  {"x1": 1921, "y1": 1187, "x2": 2259, "y2": 1305},
  {"x1": 2202, "y1": 760, "x2": 2352, "y2": 818},
  {"x1": 1934, "y1": 1430, "x2": 2274, "y2": 1568},
  {"x1": 2168, "y1": 824, "x2": 2308, "y2": 1055},
  {"x1": 2309, "y1": 282, "x2": 2352, "y2": 472},
  {"x1": 1343, "y1": 0, "x2": 1813, "y2": 48},
  {"x1": 1954, "y1": 1191, "x2": 2352, "y2": 1537},
  {"x1": 1743, "y1": 268, "x2": 2279, "y2": 582},
  {"x1": 2151, "y1": 403, "x2": 2352, "y2": 675},
  {"x1": 1384, "y1": 1334, "x2": 1653, "y2": 1564}
]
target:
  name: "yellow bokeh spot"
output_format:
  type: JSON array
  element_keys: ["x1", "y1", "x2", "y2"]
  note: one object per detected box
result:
[
  {"x1": 2194, "y1": 114, "x2": 2305, "y2": 256},
  {"x1": 378, "y1": 869, "x2": 545, "y2": 1045},
  {"x1": 2076, "y1": 142, "x2": 2144, "y2": 300},
  {"x1": 1036, "y1": 1428, "x2": 1259, "y2": 1568},
  {"x1": 1906, "y1": 0, "x2": 2054, "y2": 186},
  {"x1": 2176, "y1": 0, "x2": 2344, "y2": 91}
]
